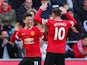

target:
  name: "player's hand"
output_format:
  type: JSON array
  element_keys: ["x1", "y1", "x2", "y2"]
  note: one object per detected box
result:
[
  {"x1": 15, "y1": 25, "x2": 20, "y2": 31},
  {"x1": 59, "y1": 6, "x2": 67, "y2": 14},
  {"x1": 40, "y1": 1, "x2": 48, "y2": 11}
]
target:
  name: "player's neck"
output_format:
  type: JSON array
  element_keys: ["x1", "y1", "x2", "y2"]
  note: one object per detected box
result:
[
  {"x1": 54, "y1": 17, "x2": 62, "y2": 21},
  {"x1": 25, "y1": 25, "x2": 33, "y2": 30}
]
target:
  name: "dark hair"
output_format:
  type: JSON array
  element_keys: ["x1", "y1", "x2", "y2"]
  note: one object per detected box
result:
[
  {"x1": 52, "y1": 8, "x2": 61, "y2": 16},
  {"x1": 80, "y1": 33, "x2": 87, "y2": 39},
  {"x1": 67, "y1": 8, "x2": 74, "y2": 13},
  {"x1": 23, "y1": 13, "x2": 32, "y2": 20},
  {"x1": 0, "y1": 30, "x2": 7, "y2": 35},
  {"x1": 27, "y1": 9, "x2": 36, "y2": 16},
  {"x1": 62, "y1": 2, "x2": 69, "y2": 7}
]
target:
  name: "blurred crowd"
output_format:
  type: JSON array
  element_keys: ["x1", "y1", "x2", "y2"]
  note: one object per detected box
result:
[{"x1": 0, "y1": 0, "x2": 87, "y2": 59}]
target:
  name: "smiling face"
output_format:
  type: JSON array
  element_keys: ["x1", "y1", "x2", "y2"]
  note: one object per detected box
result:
[
  {"x1": 23, "y1": 16, "x2": 33, "y2": 27},
  {"x1": 1, "y1": 31, "x2": 8, "y2": 39}
]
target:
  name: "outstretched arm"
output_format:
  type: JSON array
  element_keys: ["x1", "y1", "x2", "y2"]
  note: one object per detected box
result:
[{"x1": 34, "y1": 2, "x2": 48, "y2": 24}]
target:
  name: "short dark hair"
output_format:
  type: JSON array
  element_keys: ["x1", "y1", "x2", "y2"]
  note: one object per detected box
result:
[
  {"x1": 67, "y1": 8, "x2": 74, "y2": 13},
  {"x1": 23, "y1": 13, "x2": 32, "y2": 20},
  {"x1": 52, "y1": 8, "x2": 61, "y2": 16},
  {"x1": 81, "y1": 33, "x2": 87, "y2": 39},
  {"x1": 0, "y1": 30, "x2": 7, "y2": 35}
]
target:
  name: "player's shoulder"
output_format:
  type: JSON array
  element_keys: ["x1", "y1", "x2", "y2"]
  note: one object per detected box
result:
[
  {"x1": 20, "y1": 28, "x2": 25, "y2": 30},
  {"x1": 62, "y1": 20, "x2": 71, "y2": 23},
  {"x1": 47, "y1": 19, "x2": 55, "y2": 24},
  {"x1": 63, "y1": 20, "x2": 74, "y2": 22},
  {"x1": 48, "y1": 19, "x2": 54, "y2": 21},
  {"x1": 32, "y1": 26, "x2": 38, "y2": 28},
  {"x1": 32, "y1": 26, "x2": 39, "y2": 30},
  {"x1": 32, "y1": 26, "x2": 41, "y2": 32}
]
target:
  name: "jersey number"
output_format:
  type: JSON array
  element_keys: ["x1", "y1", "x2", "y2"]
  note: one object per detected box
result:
[
  {"x1": 54, "y1": 27, "x2": 65, "y2": 40},
  {"x1": 34, "y1": 61, "x2": 38, "y2": 65}
]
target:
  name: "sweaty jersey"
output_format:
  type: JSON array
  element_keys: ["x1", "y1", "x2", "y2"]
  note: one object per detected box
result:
[
  {"x1": 34, "y1": 9, "x2": 77, "y2": 54},
  {"x1": 11, "y1": 26, "x2": 43, "y2": 57}
]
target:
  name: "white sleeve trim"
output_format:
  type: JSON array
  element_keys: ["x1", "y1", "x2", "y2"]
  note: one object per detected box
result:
[
  {"x1": 70, "y1": 21, "x2": 74, "y2": 27},
  {"x1": 42, "y1": 19, "x2": 48, "y2": 25},
  {"x1": 15, "y1": 35, "x2": 19, "y2": 39},
  {"x1": 15, "y1": 32, "x2": 19, "y2": 39}
]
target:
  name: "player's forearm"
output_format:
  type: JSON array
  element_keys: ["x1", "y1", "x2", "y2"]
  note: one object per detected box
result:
[
  {"x1": 65, "y1": 12, "x2": 77, "y2": 25},
  {"x1": 34, "y1": 9, "x2": 43, "y2": 24}
]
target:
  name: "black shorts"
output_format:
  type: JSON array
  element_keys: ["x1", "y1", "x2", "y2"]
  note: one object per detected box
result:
[
  {"x1": 44, "y1": 52, "x2": 65, "y2": 65},
  {"x1": 19, "y1": 57, "x2": 41, "y2": 65}
]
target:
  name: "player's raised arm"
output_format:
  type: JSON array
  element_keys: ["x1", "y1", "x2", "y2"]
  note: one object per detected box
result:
[
  {"x1": 59, "y1": 7, "x2": 77, "y2": 26},
  {"x1": 34, "y1": 2, "x2": 48, "y2": 24}
]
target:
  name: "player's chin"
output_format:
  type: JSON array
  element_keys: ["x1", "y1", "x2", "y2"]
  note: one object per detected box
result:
[
  {"x1": 28, "y1": 23, "x2": 33, "y2": 26},
  {"x1": 27, "y1": 22, "x2": 31, "y2": 25}
]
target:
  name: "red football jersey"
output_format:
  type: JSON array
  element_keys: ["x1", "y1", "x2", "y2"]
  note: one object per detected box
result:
[
  {"x1": 44, "y1": 19, "x2": 75, "y2": 53},
  {"x1": 16, "y1": 26, "x2": 43, "y2": 57},
  {"x1": 34, "y1": 9, "x2": 77, "y2": 53}
]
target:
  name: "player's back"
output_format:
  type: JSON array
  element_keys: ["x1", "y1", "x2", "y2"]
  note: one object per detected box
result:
[{"x1": 46, "y1": 19, "x2": 72, "y2": 53}]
